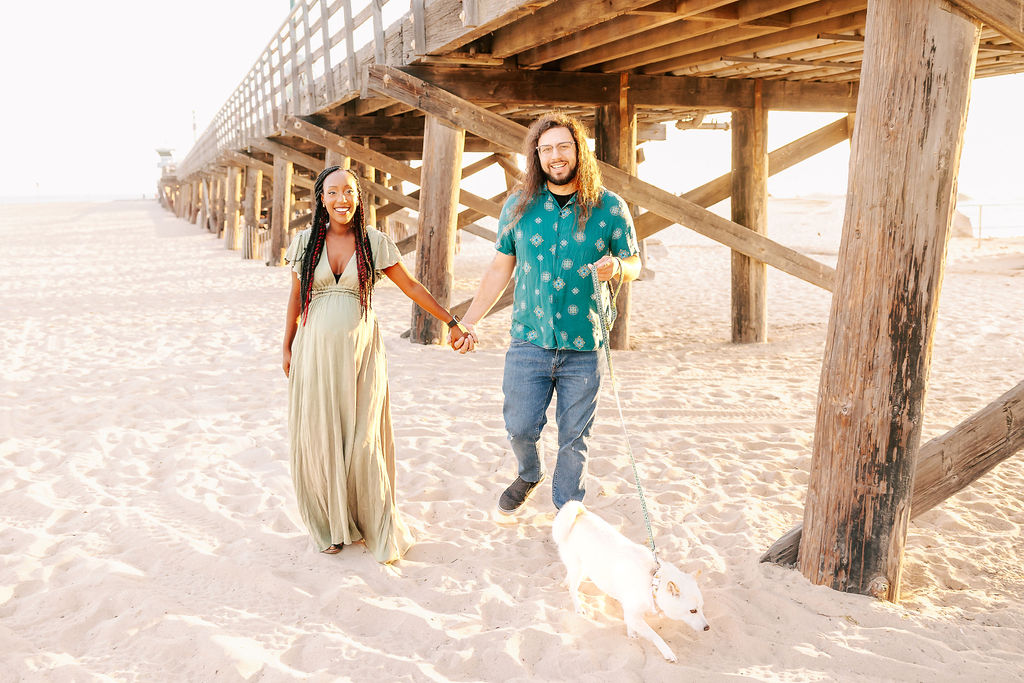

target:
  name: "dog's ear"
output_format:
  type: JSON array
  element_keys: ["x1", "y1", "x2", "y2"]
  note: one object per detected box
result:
[{"x1": 666, "y1": 581, "x2": 680, "y2": 597}]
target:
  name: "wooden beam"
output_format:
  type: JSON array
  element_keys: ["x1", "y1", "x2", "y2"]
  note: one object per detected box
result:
[
  {"x1": 406, "y1": 0, "x2": 559, "y2": 57},
  {"x1": 395, "y1": 65, "x2": 858, "y2": 111},
  {"x1": 798, "y1": 0, "x2": 979, "y2": 602},
  {"x1": 411, "y1": 116, "x2": 464, "y2": 345},
  {"x1": 220, "y1": 150, "x2": 315, "y2": 190},
  {"x1": 268, "y1": 155, "x2": 294, "y2": 267},
  {"x1": 730, "y1": 88, "x2": 767, "y2": 344},
  {"x1": 762, "y1": 380, "x2": 1024, "y2": 566},
  {"x1": 368, "y1": 65, "x2": 836, "y2": 292},
  {"x1": 225, "y1": 166, "x2": 243, "y2": 250},
  {"x1": 949, "y1": 0, "x2": 1024, "y2": 48},
  {"x1": 635, "y1": 114, "x2": 853, "y2": 240},
  {"x1": 594, "y1": 73, "x2": 637, "y2": 350},
  {"x1": 242, "y1": 167, "x2": 264, "y2": 260}
]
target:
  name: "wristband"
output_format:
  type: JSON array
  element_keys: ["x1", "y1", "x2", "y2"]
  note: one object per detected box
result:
[{"x1": 447, "y1": 315, "x2": 461, "y2": 329}]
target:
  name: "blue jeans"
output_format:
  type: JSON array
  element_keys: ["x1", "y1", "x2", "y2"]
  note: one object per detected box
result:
[{"x1": 502, "y1": 338, "x2": 603, "y2": 508}]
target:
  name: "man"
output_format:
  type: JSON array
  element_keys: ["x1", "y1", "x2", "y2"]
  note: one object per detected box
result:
[{"x1": 456, "y1": 112, "x2": 641, "y2": 514}]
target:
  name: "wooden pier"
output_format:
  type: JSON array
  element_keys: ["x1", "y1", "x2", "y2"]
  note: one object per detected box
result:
[{"x1": 159, "y1": 0, "x2": 1024, "y2": 603}]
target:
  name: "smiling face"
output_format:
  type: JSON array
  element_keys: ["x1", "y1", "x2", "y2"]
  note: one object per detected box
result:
[
  {"x1": 322, "y1": 169, "x2": 359, "y2": 227},
  {"x1": 537, "y1": 126, "x2": 578, "y2": 193}
]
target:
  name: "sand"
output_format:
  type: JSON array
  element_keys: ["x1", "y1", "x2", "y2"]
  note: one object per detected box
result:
[{"x1": 1, "y1": 198, "x2": 1022, "y2": 682}]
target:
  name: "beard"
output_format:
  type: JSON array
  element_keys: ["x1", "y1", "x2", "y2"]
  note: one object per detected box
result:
[{"x1": 543, "y1": 162, "x2": 578, "y2": 186}]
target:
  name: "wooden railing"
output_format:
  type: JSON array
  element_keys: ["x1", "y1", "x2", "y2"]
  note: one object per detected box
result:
[{"x1": 178, "y1": 0, "x2": 410, "y2": 178}]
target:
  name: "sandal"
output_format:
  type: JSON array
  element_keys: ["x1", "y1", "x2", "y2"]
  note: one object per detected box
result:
[{"x1": 321, "y1": 543, "x2": 344, "y2": 554}]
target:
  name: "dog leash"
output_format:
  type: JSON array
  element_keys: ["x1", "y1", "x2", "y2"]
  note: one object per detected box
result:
[{"x1": 590, "y1": 264, "x2": 659, "y2": 566}]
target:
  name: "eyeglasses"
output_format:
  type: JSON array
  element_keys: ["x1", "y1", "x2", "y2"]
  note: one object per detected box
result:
[{"x1": 536, "y1": 142, "x2": 576, "y2": 157}]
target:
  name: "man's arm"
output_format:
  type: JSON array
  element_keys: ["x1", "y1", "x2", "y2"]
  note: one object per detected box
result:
[
  {"x1": 453, "y1": 251, "x2": 517, "y2": 352},
  {"x1": 591, "y1": 253, "x2": 641, "y2": 282}
]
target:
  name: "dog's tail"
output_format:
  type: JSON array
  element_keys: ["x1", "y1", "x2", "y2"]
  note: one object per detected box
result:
[{"x1": 552, "y1": 500, "x2": 587, "y2": 546}]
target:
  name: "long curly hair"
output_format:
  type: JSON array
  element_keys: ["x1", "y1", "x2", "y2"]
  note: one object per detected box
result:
[
  {"x1": 297, "y1": 166, "x2": 376, "y2": 324},
  {"x1": 504, "y1": 113, "x2": 603, "y2": 233}
]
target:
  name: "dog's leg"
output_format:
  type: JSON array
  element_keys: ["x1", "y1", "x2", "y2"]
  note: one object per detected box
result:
[
  {"x1": 563, "y1": 556, "x2": 587, "y2": 615},
  {"x1": 624, "y1": 612, "x2": 677, "y2": 663}
]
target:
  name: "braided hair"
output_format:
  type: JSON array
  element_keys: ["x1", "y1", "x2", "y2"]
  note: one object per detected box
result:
[{"x1": 297, "y1": 166, "x2": 376, "y2": 324}]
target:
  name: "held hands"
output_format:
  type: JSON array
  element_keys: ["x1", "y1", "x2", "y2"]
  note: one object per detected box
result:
[
  {"x1": 449, "y1": 320, "x2": 478, "y2": 354},
  {"x1": 591, "y1": 255, "x2": 621, "y2": 282}
]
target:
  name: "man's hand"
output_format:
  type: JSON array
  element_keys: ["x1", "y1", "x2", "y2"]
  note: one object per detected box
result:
[
  {"x1": 451, "y1": 321, "x2": 478, "y2": 354},
  {"x1": 591, "y1": 255, "x2": 621, "y2": 282}
]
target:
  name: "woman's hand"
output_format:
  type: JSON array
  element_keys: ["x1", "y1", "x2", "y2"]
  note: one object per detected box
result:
[
  {"x1": 449, "y1": 321, "x2": 477, "y2": 353},
  {"x1": 282, "y1": 347, "x2": 292, "y2": 377}
]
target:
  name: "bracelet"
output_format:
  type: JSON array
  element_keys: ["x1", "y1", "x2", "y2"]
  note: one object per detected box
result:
[{"x1": 447, "y1": 315, "x2": 460, "y2": 329}]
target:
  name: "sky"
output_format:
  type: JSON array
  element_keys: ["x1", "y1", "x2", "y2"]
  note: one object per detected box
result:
[{"x1": 1, "y1": 1, "x2": 1022, "y2": 205}]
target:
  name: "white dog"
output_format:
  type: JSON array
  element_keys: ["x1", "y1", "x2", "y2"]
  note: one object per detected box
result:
[{"x1": 551, "y1": 501, "x2": 709, "y2": 662}]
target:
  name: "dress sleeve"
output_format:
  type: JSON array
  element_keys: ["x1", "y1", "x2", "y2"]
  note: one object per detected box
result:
[
  {"x1": 370, "y1": 228, "x2": 401, "y2": 271},
  {"x1": 284, "y1": 230, "x2": 310, "y2": 275}
]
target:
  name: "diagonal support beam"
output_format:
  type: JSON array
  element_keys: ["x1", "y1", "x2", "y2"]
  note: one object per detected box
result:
[
  {"x1": 949, "y1": 0, "x2": 1024, "y2": 48},
  {"x1": 762, "y1": 379, "x2": 1024, "y2": 566},
  {"x1": 284, "y1": 116, "x2": 503, "y2": 219},
  {"x1": 635, "y1": 114, "x2": 855, "y2": 239},
  {"x1": 367, "y1": 65, "x2": 835, "y2": 291}
]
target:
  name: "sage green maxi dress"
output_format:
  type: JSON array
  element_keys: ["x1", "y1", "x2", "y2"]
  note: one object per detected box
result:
[{"x1": 284, "y1": 227, "x2": 414, "y2": 563}]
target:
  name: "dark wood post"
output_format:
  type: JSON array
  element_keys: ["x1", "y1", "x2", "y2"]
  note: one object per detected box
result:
[
  {"x1": 730, "y1": 87, "x2": 768, "y2": 344},
  {"x1": 225, "y1": 166, "x2": 243, "y2": 250},
  {"x1": 268, "y1": 156, "x2": 294, "y2": 266},
  {"x1": 798, "y1": 0, "x2": 979, "y2": 602},
  {"x1": 411, "y1": 115, "x2": 464, "y2": 345},
  {"x1": 594, "y1": 73, "x2": 637, "y2": 350},
  {"x1": 242, "y1": 167, "x2": 263, "y2": 260},
  {"x1": 325, "y1": 148, "x2": 349, "y2": 169}
]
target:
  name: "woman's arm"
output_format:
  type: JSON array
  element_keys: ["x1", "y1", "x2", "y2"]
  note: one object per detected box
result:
[
  {"x1": 282, "y1": 272, "x2": 301, "y2": 376},
  {"x1": 381, "y1": 260, "x2": 469, "y2": 347}
]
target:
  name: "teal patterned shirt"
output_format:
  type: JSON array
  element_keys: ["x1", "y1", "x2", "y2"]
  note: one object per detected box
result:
[{"x1": 496, "y1": 186, "x2": 639, "y2": 351}]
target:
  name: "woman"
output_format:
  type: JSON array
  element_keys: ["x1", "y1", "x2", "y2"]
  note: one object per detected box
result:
[{"x1": 282, "y1": 165, "x2": 469, "y2": 563}]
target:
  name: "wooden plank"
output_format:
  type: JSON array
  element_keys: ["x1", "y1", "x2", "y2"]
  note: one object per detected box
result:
[
  {"x1": 411, "y1": 0, "x2": 427, "y2": 55},
  {"x1": 367, "y1": 65, "x2": 836, "y2": 291},
  {"x1": 641, "y1": 9, "x2": 869, "y2": 74},
  {"x1": 409, "y1": 0, "x2": 559, "y2": 56},
  {"x1": 371, "y1": 0, "x2": 385, "y2": 64},
  {"x1": 269, "y1": 155, "x2": 294, "y2": 266},
  {"x1": 517, "y1": 0, "x2": 734, "y2": 66},
  {"x1": 949, "y1": 0, "x2": 1024, "y2": 48},
  {"x1": 343, "y1": 0, "x2": 358, "y2": 89},
  {"x1": 730, "y1": 93, "x2": 768, "y2": 343},
  {"x1": 798, "y1": 0, "x2": 979, "y2": 602},
  {"x1": 411, "y1": 115, "x2": 464, "y2": 345},
  {"x1": 490, "y1": 0, "x2": 659, "y2": 58},
  {"x1": 301, "y1": 0, "x2": 316, "y2": 108},
  {"x1": 222, "y1": 149, "x2": 316, "y2": 190},
  {"x1": 319, "y1": 0, "x2": 336, "y2": 102},
  {"x1": 762, "y1": 380, "x2": 1024, "y2": 567}
]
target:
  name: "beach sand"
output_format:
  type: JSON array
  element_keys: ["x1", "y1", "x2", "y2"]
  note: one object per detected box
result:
[{"x1": 2, "y1": 199, "x2": 1022, "y2": 681}]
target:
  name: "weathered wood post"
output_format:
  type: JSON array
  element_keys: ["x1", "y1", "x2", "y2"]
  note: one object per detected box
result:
[
  {"x1": 411, "y1": 115, "x2": 464, "y2": 344},
  {"x1": 198, "y1": 179, "x2": 209, "y2": 230},
  {"x1": 360, "y1": 147, "x2": 378, "y2": 230},
  {"x1": 268, "y1": 156, "x2": 294, "y2": 266},
  {"x1": 225, "y1": 166, "x2": 243, "y2": 250},
  {"x1": 594, "y1": 74, "x2": 637, "y2": 350},
  {"x1": 797, "y1": 0, "x2": 979, "y2": 602},
  {"x1": 324, "y1": 148, "x2": 349, "y2": 169},
  {"x1": 730, "y1": 85, "x2": 768, "y2": 343},
  {"x1": 242, "y1": 168, "x2": 264, "y2": 260}
]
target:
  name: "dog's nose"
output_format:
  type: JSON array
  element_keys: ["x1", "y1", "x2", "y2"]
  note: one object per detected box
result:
[{"x1": 703, "y1": 625, "x2": 711, "y2": 631}]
